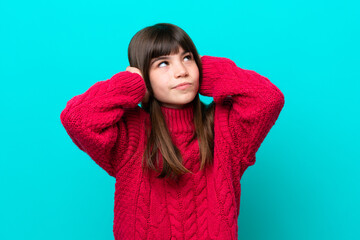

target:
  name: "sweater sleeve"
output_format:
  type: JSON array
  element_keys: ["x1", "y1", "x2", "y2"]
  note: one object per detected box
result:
[
  {"x1": 60, "y1": 71, "x2": 146, "y2": 177},
  {"x1": 199, "y1": 55, "x2": 285, "y2": 167}
]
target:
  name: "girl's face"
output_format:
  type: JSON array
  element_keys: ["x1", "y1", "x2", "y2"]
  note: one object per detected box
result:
[{"x1": 149, "y1": 46, "x2": 199, "y2": 109}]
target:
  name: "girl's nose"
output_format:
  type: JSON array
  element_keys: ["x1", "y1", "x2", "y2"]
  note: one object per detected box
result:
[{"x1": 174, "y1": 62, "x2": 188, "y2": 78}]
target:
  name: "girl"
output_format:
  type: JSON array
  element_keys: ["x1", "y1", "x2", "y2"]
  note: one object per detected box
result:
[{"x1": 60, "y1": 23, "x2": 285, "y2": 240}]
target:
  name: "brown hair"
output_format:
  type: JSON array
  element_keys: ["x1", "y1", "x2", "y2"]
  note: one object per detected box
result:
[{"x1": 128, "y1": 23, "x2": 215, "y2": 181}]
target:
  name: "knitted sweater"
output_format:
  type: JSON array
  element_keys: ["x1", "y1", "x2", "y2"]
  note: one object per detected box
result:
[{"x1": 60, "y1": 55, "x2": 285, "y2": 240}]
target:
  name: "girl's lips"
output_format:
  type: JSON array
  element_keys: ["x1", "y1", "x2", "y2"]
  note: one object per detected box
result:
[{"x1": 174, "y1": 83, "x2": 191, "y2": 89}]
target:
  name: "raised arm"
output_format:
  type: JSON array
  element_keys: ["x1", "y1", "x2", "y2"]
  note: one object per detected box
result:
[
  {"x1": 60, "y1": 71, "x2": 146, "y2": 177},
  {"x1": 199, "y1": 55, "x2": 285, "y2": 167}
]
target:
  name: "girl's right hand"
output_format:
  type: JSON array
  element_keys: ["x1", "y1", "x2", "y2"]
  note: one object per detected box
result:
[{"x1": 126, "y1": 66, "x2": 150, "y2": 105}]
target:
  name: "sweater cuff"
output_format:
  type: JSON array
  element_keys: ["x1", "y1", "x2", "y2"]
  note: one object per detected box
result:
[
  {"x1": 200, "y1": 55, "x2": 238, "y2": 97},
  {"x1": 110, "y1": 71, "x2": 146, "y2": 108}
]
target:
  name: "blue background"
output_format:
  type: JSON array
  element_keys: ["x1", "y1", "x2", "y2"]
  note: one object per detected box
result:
[{"x1": 1, "y1": 0, "x2": 359, "y2": 239}]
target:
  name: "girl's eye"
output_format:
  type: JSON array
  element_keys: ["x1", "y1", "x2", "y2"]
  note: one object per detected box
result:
[
  {"x1": 158, "y1": 61, "x2": 168, "y2": 68},
  {"x1": 157, "y1": 55, "x2": 192, "y2": 68},
  {"x1": 184, "y1": 55, "x2": 192, "y2": 61}
]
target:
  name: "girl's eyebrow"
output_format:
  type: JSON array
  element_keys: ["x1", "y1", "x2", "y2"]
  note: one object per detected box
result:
[{"x1": 150, "y1": 50, "x2": 190, "y2": 65}]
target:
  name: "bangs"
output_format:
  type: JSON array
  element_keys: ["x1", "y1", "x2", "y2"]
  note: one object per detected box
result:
[{"x1": 148, "y1": 30, "x2": 192, "y2": 60}]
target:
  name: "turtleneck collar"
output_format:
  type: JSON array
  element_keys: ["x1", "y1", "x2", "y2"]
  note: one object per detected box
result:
[{"x1": 160, "y1": 103, "x2": 195, "y2": 133}]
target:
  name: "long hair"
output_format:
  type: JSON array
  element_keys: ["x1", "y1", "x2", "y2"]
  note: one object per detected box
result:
[{"x1": 128, "y1": 23, "x2": 215, "y2": 181}]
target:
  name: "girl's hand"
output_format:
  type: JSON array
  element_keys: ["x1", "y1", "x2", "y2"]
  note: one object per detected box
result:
[
  {"x1": 126, "y1": 66, "x2": 143, "y2": 79},
  {"x1": 126, "y1": 66, "x2": 149, "y2": 105}
]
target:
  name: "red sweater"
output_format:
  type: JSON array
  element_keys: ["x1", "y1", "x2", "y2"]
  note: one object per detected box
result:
[{"x1": 60, "y1": 55, "x2": 285, "y2": 240}]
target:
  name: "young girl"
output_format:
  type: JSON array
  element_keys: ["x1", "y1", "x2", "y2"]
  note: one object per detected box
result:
[{"x1": 60, "y1": 23, "x2": 285, "y2": 240}]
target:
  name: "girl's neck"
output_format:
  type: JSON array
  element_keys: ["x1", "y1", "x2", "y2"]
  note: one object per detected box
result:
[{"x1": 160, "y1": 103, "x2": 195, "y2": 133}]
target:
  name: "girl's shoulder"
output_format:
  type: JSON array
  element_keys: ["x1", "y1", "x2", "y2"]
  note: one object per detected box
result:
[
  {"x1": 123, "y1": 105, "x2": 149, "y2": 120},
  {"x1": 121, "y1": 105, "x2": 151, "y2": 130}
]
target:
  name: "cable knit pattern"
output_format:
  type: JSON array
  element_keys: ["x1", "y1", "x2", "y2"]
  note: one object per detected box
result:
[{"x1": 60, "y1": 55, "x2": 285, "y2": 240}]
